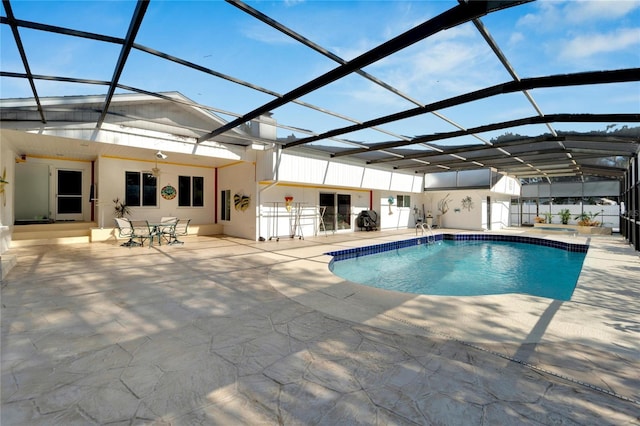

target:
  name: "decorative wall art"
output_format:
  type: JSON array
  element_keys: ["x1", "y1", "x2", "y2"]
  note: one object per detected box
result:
[
  {"x1": 437, "y1": 193, "x2": 452, "y2": 215},
  {"x1": 234, "y1": 193, "x2": 251, "y2": 211},
  {"x1": 161, "y1": 184, "x2": 177, "y2": 200},
  {"x1": 461, "y1": 196, "x2": 474, "y2": 211},
  {"x1": 284, "y1": 196, "x2": 294, "y2": 212}
]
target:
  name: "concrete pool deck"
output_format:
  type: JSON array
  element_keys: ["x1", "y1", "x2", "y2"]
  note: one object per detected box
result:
[{"x1": 1, "y1": 229, "x2": 639, "y2": 424}]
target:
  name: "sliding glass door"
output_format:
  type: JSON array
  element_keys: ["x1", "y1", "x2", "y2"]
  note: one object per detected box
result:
[{"x1": 320, "y1": 192, "x2": 351, "y2": 231}]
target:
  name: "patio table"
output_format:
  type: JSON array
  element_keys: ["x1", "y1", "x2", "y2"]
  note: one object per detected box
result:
[{"x1": 153, "y1": 219, "x2": 179, "y2": 246}]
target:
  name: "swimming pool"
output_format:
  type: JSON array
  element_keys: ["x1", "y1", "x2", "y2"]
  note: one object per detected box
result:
[{"x1": 327, "y1": 235, "x2": 588, "y2": 301}]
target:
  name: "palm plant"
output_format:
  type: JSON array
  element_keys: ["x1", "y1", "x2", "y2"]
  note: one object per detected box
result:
[
  {"x1": 559, "y1": 209, "x2": 571, "y2": 225},
  {"x1": 113, "y1": 197, "x2": 131, "y2": 218},
  {"x1": 574, "y1": 211, "x2": 600, "y2": 226}
]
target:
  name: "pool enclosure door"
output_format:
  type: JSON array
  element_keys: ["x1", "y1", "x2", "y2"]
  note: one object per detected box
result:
[
  {"x1": 54, "y1": 169, "x2": 84, "y2": 221},
  {"x1": 320, "y1": 193, "x2": 351, "y2": 231}
]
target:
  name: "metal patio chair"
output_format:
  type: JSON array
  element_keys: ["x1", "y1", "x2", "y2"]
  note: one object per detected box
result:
[
  {"x1": 165, "y1": 218, "x2": 190, "y2": 245},
  {"x1": 114, "y1": 217, "x2": 140, "y2": 247},
  {"x1": 158, "y1": 217, "x2": 178, "y2": 245},
  {"x1": 129, "y1": 220, "x2": 156, "y2": 247}
]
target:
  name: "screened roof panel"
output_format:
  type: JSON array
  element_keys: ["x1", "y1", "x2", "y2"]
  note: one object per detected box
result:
[
  {"x1": 138, "y1": 2, "x2": 341, "y2": 95},
  {"x1": 373, "y1": 113, "x2": 461, "y2": 141},
  {"x1": 257, "y1": 1, "x2": 454, "y2": 62},
  {"x1": 119, "y1": 50, "x2": 276, "y2": 117},
  {"x1": 1, "y1": 0, "x2": 638, "y2": 180},
  {"x1": 432, "y1": 91, "x2": 538, "y2": 131},
  {"x1": 477, "y1": 1, "x2": 640, "y2": 77},
  {"x1": 0, "y1": 25, "x2": 23, "y2": 74},
  {"x1": 503, "y1": 141, "x2": 566, "y2": 154},
  {"x1": 12, "y1": 80, "x2": 110, "y2": 99},
  {"x1": 296, "y1": 72, "x2": 420, "y2": 125},
  {"x1": 19, "y1": 29, "x2": 122, "y2": 82},
  {"x1": 0, "y1": 75, "x2": 33, "y2": 99},
  {"x1": 531, "y1": 82, "x2": 640, "y2": 121},
  {"x1": 349, "y1": 150, "x2": 397, "y2": 163},
  {"x1": 5, "y1": 1, "x2": 135, "y2": 36}
]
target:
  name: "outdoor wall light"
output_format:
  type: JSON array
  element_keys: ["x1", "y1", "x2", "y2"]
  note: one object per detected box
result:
[{"x1": 156, "y1": 151, "x2": 168, "y2": 160}]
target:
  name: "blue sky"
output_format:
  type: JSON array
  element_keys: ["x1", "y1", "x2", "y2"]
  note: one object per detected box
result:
[{"x1": 1, "y1": 0, "x2": 639, "y2": 148}]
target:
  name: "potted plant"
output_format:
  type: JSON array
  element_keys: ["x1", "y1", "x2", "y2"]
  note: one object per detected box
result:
[
  {"x1": 575, "y1": 211, "x2": 600, "y2": 227},
  {"x1": 544, "y1": 212, "x2": 553, "y2": 224},
  {"x1": 559, "y1": 209, "x2": 571, "y2": 225},
  {"x1": 113, "y1": 197, "x2": 131, "y2": 218}
]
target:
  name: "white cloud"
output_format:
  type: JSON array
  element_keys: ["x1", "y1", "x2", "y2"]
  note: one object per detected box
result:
[
  {"x1": 508, "y1": 32, "x2": 524, "y2": 46},
  {"x1": 517, "y1": 0, "x2": 640, "y2": 29},
  {"x1": 516, "y1": 1, "x2": 561, "y2": 29},
  {"x1": 240, "y1": 23, "x2": 297, "y2": 45},
  {"x1": 380, "y1": 27, "x2": 501, "y2": 96},
  {"x1": 333, "y1": 38, "x2": 379, "y2": 62},
  {"x1": 559, "y1": 27, "x2": 640, "y2": 59},
  {"x1": 564, "y1": 0, "x2": 640, "y2": 23}
]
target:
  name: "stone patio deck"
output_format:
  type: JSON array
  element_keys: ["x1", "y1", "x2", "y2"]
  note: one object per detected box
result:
[{"x1": 1, "y1": 229, "x2": 639, "y2": 425}]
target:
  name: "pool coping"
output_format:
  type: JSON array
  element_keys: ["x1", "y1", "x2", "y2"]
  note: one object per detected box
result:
[{"x1": 325, "y1": 233, "x2": 589, "y2": 262}]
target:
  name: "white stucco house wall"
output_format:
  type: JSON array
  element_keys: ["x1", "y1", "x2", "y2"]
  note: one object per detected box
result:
[
  {"x1": 0, "y1": 92, "x2": 521, "y2": 254},
  {"x1": 423, "y1": 169, "x2": 520, "y2": 231}
]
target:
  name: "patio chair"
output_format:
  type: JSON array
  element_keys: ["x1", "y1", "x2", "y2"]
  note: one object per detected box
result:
[
  {"x1": 165, "y1": 218, "x2": 190, "y2": 245},
  {"x1": 114, "y1": 218, "x2": 140, "y2": 247},
  {"x1": 158, "y1": 217, "x2": 178, "y2": 245},
  {"x1": 129, "y1": 220, "x2": 156, "y2": 247}
]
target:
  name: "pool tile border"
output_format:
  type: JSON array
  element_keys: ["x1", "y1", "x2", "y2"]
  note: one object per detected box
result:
[{"x1": 325, "y1": 233, "x2": 589, "y2": 262}]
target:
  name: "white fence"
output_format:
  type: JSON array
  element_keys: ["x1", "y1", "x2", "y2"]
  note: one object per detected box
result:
[{"x1": 510, "y1": 203, "x2": 620, "y2": 231}]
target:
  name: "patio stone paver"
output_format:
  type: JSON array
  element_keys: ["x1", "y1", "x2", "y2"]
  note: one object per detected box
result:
[{"x1": 1, "y1": 231, "x2": 639, "y2": 425}]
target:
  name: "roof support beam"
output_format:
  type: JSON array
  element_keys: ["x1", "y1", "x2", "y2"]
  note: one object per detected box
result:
[
  {"x1": 0, "y1": 15, "x2": 124, "y2": 44},
  {"x1": 228, "y1": 0, "x2": 425, "y2": 109},
  {"x1": 1, "y1": 0, "x2": 45, "y2": 123},
  {"x1": 394, "y1": 150, "x2": 569, "y2": 170},
  {"x1": 472, "y1": 18, "x2": 559, "y2": 138},
  {"x1": 0, "y1": 71, "x2": 371, "y2": 149},
  {"x1": 332, "y1": 111, "x2": 640, "y2": 157},
  {"x1": 366, "y1": 134, "x2": 639, "y2": 166},
  {"x1": 197, "y1": 0, "x2": 529, "y2": 143},
  {"x1": 367, "y1": 135, "x2": 565, "y2": 165},
  {"x1": 96, "y1": 0, "x2": 149, "y2": 129},
  {"x1": 228, "y1": 0, "x2": 493, "y2": 148},
  {"x1": 579, "y1": 166, "x2": 626, "y2": 176},
  {"x1": 1, "y1": 15, "x2": 422, "y2": 146},
  {"x1": 287, "y1": 68, "x2": 640, "y2": 150},
  {"x1": 227, "y1": 0, "x2": 425, "y2": 146}
]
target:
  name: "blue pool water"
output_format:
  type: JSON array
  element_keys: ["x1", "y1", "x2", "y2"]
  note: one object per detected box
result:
[{"x1": 329, "y1": 238, "x2": 588, "y2": 300}]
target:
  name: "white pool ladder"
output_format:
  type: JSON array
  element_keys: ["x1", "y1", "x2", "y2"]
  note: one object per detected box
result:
[{"x1": 416, "y1": 222, "x2": 436, "y2": 244}]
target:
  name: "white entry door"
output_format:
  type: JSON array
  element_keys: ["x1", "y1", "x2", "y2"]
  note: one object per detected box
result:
[{"x1": 55, "y1": 169, "x2": 84, "y2": 221}]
